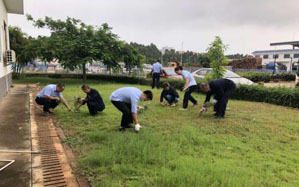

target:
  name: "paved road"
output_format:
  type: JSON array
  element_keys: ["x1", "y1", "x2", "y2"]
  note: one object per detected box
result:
[{"x1": 0, "y1": 85, "x2": 31, "y2": 187}]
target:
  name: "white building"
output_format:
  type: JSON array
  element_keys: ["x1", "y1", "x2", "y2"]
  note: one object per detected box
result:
[
  {"x1": 252, "y1": 49, "x2": 299, "y2": 71},
  {"x1": 0, "y1": 0, "x2": 24, "y2": 98}
]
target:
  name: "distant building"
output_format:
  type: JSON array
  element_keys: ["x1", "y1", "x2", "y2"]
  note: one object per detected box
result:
[
  {"x1": 252, "y1": 49, "x2": 299, "y2": 71},
  {"x1": 0, "y1": 0, "x2": 24, "y2": 99}
]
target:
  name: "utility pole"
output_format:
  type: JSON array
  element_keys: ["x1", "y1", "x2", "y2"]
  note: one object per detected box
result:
[{"x1": 180, "y1": 42, "x2": 184, "y2": 65}]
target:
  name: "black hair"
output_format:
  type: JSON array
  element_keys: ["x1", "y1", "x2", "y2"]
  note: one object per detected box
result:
[
  {"x1": 200, "y1": 83, "x2": 209, "y2": 90},
  {"x1": 157, "y1": 59, "x2": 161, "y2": 63},
  {"x1": 57, "y1": 84, "x2": 65, "y2": 88},
  {"x1": 143, "y1": 90, "x2": 153, "y2": 100},
  {"x1": 174, "y1": 66, "x2": 183, "y2": 72},
  {"x1": 81, "y1": 85, "x2": 90, "y2": 90},
  {"x1": 163, "y1": 82, "x2": 170, "y2": 88}
]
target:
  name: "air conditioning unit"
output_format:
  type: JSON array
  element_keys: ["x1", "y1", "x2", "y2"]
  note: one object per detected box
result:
[{"x1": 5, "y1": 50, "x2": 16, "y2": 65}]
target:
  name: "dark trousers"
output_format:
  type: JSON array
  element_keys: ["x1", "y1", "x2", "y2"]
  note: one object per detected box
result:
[
  {"x1": 152, "y1": 73, "x2": 161, "y2": 89},
  {"x1": 87, "y1": 102, "x2": 105, "y2": 116},
  {"x1": 183, "y1": 85, "x2": 198, "y2": 108},
  {"x1": 165, "y1": 95, "x2": 179, "y2": 104},
  {"x1": 215, "y1": 87, "x2": 236, "y2": 117},
  {"x1": 35, "y1": 97, "x2": 59, "y2": 112},
  {"x1": 111, "y1": 101, "x2": 133, "y2": 127}
]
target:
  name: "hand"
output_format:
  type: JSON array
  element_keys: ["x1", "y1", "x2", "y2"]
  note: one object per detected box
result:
[
  {"x1": 212, "y1": 99, "x2": 218, "y2": 106},
  {"x1": 55, "y1": 97, "x2": 60, "y2": 101},
  {"x1": 182, "y1": 87, "x2": 187, "y2": 92},
  {"x1": 67, "y1": 106, "x2": 72, "y2": 111},
  {"x1": 199, "y1": 107, "x2": 207, "y2": 113},
  {"x1": 135, "y1": 124, "x2": 141, "y2": 132}
]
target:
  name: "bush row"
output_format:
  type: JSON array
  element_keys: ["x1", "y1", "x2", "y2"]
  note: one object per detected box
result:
[
  {"x1": 237, "y1": 72, "x2": 296, "y2": 83},
  {"x1": 22, "y1": 73, "x2": 299, "y2": 108}
]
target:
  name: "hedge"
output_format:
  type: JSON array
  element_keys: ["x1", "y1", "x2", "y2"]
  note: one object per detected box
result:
[
  {"x1": 21, "y1": 73, "x2": 299, "y2": 108},
  {"x1": 237, "y1": 72, "x2": 296, "y2": 83}
]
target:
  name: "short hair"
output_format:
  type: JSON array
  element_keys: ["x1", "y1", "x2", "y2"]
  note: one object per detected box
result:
[
  {"x1": 81, "y1": 85, "x2": 90, "y2": 90},
  {"x1": 143, "y1": 90, "x2": 153, "y2": 100},
  {"x1": 57, "y1": 84, "x2": 65, "y2": 88},
  {"x1": 163, "y1": 82, "x2": 170, "y2": 88},
  {"x1": 200, "y1": 83, "x2": 209, "y2": 90},
  {"x1": 157, "y1": 59, "x2": 161, "y2": 63},
  {"x1": 174, "y1": 66, "x2": 183, "y2": 72}
]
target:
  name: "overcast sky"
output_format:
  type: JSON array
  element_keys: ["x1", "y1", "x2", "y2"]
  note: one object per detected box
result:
[{"x1": 8, "y1": 0, "x2": 299, "y2": 54}]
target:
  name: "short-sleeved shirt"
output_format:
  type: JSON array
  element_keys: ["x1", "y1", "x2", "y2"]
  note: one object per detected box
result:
[
  {"x1": 110, "y1": 87, "x2": 142, "y2": 113},
  {"x1": 152, "y1": 62, "x2": 163, "y2": 73},
  {"x1": 182, "y1": 70, "x2": 197, "y2": 88},
  {"x1": 37, "y1": 84, "x2": 63, "y2": 98}
]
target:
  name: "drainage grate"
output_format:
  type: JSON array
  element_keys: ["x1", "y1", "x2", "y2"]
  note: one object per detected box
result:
[{"x1": 37, "y1": 115, "x2": 67, "y2": 187}]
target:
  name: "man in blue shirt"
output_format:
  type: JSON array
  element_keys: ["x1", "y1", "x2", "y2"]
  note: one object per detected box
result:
[
  {"x1": 151, "y1": 60, "x2": 163, "y2": 89},
  {"x1": 110, "y1": 87, "x2": 153, "y2": 132},
  {"x1": 175, "y1": 66, "x2": 198, "y2": 110},
  {"x1": 35, "y1": 84, "x2": 71, "y2": 114}
]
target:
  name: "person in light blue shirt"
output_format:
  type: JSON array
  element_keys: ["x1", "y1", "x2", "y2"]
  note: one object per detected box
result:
[
  {"x1": 175, "y1": 66, "x2": 198, "y2": 109},
  {"x1": 110, "y1": 87, "x2": 153, "y2": 132},
  {"x1": 151, "y1": 60, "x2": 163, "y2": 89},
  {"x1": 35, "y1": 84, "x2": 71, "y2": 114}
]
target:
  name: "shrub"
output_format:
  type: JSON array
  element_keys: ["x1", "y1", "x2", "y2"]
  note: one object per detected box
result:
[{"x1": 237, "y1": 72, "x2": 296, "y2": 83}]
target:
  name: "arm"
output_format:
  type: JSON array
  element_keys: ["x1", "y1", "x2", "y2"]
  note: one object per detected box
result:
[
  {"x1": 132, "y1": 113, "x2": 138, "y2": 124},
  {"x1": 183, "y1": 78, "x2": 190, "y2": 91},
  {"x1": 60, "y1": 97, "x2": 72, "y2": 111},
  {"x1": 160, "y1": 90, "x2": 164, "y2": 103}
]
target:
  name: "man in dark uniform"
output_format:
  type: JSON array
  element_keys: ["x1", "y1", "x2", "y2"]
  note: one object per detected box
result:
[
  {"x1": 160, "y1": 82, "x2": 180, "y2": 106},
  {"x1": 199, "y1": 79, "x2": 236, "y2": 118},
  {"x1": 80, "y1": 85, "x2": 105, "y2": 115}
]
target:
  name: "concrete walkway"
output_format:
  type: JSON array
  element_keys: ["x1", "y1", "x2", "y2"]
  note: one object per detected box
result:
[{"x1": 0, "y1": 84, "x2": 31, "y2": 187}]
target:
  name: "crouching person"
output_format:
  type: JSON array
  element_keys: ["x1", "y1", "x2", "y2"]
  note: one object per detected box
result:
[
  {"x1": 79, "y1": 85, "x2": 105, "y2": 116},
  {"x1": 200, "y1": 79, "x2": 236, "y2": 118},
  {"x1": 110, "y1": 87, "x2": 153, "y2": 132},
  {"x1": 160, "y1": 82, "x2": 179, "y2": 106},
  {"x1": 35, "y1": 84, "x2": 71, "y2": 114}
]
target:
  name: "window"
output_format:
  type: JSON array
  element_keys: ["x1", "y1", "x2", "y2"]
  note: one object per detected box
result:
[
  {"x1": 274, "y1": 54, "x2": 279, "y2": 58},
  {"x1": 284, "y1": 54, "x2": 290, "y2": 58},
  {"x1": 263, "y1": 55, "x2": 269, "y2": 59},
  {"x1": 294, "y1": 54, "x2": 299, "y2": 58}
]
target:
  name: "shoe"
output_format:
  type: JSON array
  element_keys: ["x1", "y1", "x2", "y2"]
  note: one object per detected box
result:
[
  {"x1": 125, "y1": 124, "x2": 134, "y2": 129},
  {"x1": 119, "y1": 127, "x2": 126, "y2": 132},
  {"x1": 192, "y1": 103, "x2": 198, "y2": 107},
  {"x1": 43, "y1": 111, "x2": 51, "y2": 116},
  {"x1": 170, "y1": 103, "x2": 176, "y2": 107},
  {"x1": 179, "y1": 108, "x2": 187, "y2": 111}
]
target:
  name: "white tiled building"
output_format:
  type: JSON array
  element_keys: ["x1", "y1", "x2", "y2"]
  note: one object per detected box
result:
[
  {"x1": 0, "y1": 0, "x2": 24, "y2": 99},
  {"x1": 252, "y1": 49, "x2": 299, "y2": 72}
]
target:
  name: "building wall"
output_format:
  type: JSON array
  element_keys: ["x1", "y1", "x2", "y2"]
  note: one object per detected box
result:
[{"x1": 0, "y1": 0, "x2": 12, "y2": 99}]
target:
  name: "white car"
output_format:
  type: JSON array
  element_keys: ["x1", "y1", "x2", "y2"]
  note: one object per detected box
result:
[{"x1": 192, "y1": 68, "x2": 254, "y2": 85}]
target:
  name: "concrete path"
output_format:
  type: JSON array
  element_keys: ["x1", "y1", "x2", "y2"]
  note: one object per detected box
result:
[{"x1": 0, "y1": 84, "x2": 31, "y2": 187}]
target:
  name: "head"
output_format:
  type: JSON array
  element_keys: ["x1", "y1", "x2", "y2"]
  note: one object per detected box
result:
[
  {"x1": 200, "y1": 83, "x2": 210, "y2": 92},
  {"x1": 81, "y1": 85, "x2": 91, "y2": 94},
  {"x1": 163, "y1": 82, "x2": 170, "y2": 91},
  {"x1": 174, "y1": 66, "x2": 183, "y2": 75},
  {"x1": 56, "y1": 84, "x2": 65, "y2": 92},
  {"x1": 141, "y1": 90, "x2": 153, "y2": 101},
  {"x1": 157, "y1": 59, "x2": 161, "y2": 63}
]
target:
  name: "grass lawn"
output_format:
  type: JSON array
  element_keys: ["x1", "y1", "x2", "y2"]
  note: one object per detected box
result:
[{"x1": 15, "y1": 77, "x2": 299, "y2": 187}]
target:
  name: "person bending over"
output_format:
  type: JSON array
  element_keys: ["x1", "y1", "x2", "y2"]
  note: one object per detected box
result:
[
  {"x1": 35, "y1": 84, "x2": 71, "y2": 114},
  {"x1": 110, "y1": 87, "x2": 153, "y2": 132},
  {"x1": 174, "y1": 66, "x2": 198, "y2": 110},
  {"x1": 160, "y1": 82, "x2": 179, "y2": 106},
  {"x1": 200, "y1": 79, "x2": 236, "y2": 118}
]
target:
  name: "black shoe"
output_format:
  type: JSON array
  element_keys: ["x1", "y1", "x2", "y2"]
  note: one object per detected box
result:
[
  {"x1": 119, "y1": 127, "x2": 126, "y2": 132},
  {"x1": 125, "y1": 124, "x2": 134, "y2": 129}
]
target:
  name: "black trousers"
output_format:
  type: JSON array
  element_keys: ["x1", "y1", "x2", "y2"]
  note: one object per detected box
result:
[
  {"x1": 35, "y1": 97, "x2": 59, "y2": 112},
  {"x1": 183, "y1": 85, "x2": 198, "y2": 108},
  {"x1": 111, "y1": 101, "x2": 133, "y2": 127},
  {"x1": 87, "y1": 101, "x2": 105, "y2": 116},
  {"x1": 215, "y1": 86, "x2": 236, "y2": 117},
  {"x1": 152, "y1": 73, "x2": 161, "y2": 89}
]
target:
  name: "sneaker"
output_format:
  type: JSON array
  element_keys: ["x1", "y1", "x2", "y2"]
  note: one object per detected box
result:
[
  {"x1": 125, "y1": 124, "x2": 134, "y2": 129},
  {"x1": 43, "y1": 111, "x2": 51, "y2": 116},
  {"x1": 179, "y1": 108, "x2": 187, "y2": 111},
  {"x1": 170, "y1": 103, "x2": 176, "y2": 107},
  {"x1": 119, "y1": 127, "x2": 126, "y2": 132}
]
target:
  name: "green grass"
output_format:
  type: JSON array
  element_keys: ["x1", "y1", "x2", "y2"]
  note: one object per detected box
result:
[{"x1": 14, "y1": 77, "x2": 299, "y2": 186}]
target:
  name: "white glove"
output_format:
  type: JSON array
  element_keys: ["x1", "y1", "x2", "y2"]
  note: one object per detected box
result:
[
  {"x1": 135, "y1": 124, "x2": 141, "y2": 132},
  {"x1": 212, "y1": 99, "x2": 218, "y2": 105}
]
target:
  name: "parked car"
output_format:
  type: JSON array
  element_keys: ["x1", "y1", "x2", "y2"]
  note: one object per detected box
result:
[
  {"x1": 192, "y1": 68, "x2": 254, "y2": 85},
  {"x1": 162, "y1": 67, "x2": 182, "y2": 79}
]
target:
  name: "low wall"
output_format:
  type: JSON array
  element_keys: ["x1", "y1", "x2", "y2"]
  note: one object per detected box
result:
[{"x1": 0, "y1": 73, "x2": 12, "y2": 99}]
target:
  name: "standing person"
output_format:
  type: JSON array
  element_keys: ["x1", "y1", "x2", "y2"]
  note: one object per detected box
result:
[
  {"x1": 35, "y1": 84, "x2": 72, "y2": 114},
  {"x1": 160, "y1": 82, "x2": 180, "y2": 106},
  {"x1": 199, "y1": 79, "x2": 236, "y2": 118},
  {"x1": 174, "y1": 66, "x2": 198, "y2": 110},
  {"x1": 77, "y1": 85, "x2": 105, "y2": 116},
  {"x1": 110, "y1": 87, "x2": 153, "y2": 132},
  {"x1": 151, "y1": 60, "x2": 163, "y2": 89}
]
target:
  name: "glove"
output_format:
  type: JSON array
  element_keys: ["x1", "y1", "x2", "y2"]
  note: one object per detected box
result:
[
  {"x1": 199, "y1": 107, "x2": 207, "y2": 113},
  {"x1": 135, "y1": 124, "x2": 141, "y2": 132},
  {"x1": 212, "y1": 99, "x2": 218, "y2": 105}
]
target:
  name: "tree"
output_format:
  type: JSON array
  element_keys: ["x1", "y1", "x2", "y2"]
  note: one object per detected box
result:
[
  {"x1": 122, "y1": 43, "x2": 145, "y2": 74},
  {"x1": 207, "y1": 36, "x2": 228, "y2": 79},
  {"x1": 9, "y1": 26, "x2": 37, "y2": 75},
  {"x1": 27, "y1": 15, "x2": 124, "y2": 81}
]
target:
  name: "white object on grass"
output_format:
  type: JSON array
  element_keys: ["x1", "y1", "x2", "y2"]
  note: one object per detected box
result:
[
  {"x1": 212, "y1": 99, "x2": 218, "y2": 105},
  {"x1": 135, "y1": 124, "x2": 141, "y2": 131}
]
